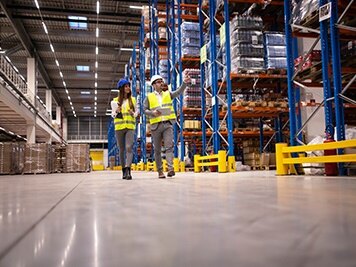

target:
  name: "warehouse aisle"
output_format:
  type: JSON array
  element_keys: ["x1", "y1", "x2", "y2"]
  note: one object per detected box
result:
[{"x1": 0, "y1": 171, "x2": 356, "y2": 267}]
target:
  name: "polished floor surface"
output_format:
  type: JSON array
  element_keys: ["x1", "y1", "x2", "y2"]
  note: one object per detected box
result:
[{"x1": 0, "y1": 171, "x2": 356, "y2": 267}]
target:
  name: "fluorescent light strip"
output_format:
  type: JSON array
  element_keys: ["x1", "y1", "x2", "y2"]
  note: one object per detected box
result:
[
  {"x1": 63, "y1": 81, "x2": 66, "y2": 87},
  {"x1": 97, "y1": 1, "x2": 100, "y2": 14},
  {"x1": 95, "y1": 90, "x2": 97, "y2": 94},
  {"x1": 95, "y1": 61, "x2": 98, "y2": 68},
  {"x1": 55, "y1": 60, "x2": 59, "y2": 66},
  {"x1": 96, "y1": 47, "x2": 98, "y2": 55},
  {"x1": 65, "y1": 89, "x2": 69, "y2": 94},
  {"x1": 129, "y1": 5, "x2": 143, "y2": 9},
  {"x1": 95, "y1": 82, "x2": 97, "y2": 88},
  {"x1": 42, "y1": 22, "x2": 48, "y2": 34},
  {"x1": 60, "y1": 71, "x2": 63, "y2": 78},
  {"x1": 96, "y1": 27, "x2": 99, "y2": 38},
  {"x1": 121, "y1": 48, "x2": 139, "y2": 51},
  {"x1": 50, "y1": 44, "x2": 54, "y2": 52},
  {"x1": 5, "y1": 56, "x2": 11, "y2": 62},
  {"x1": 34, "y1": 0, "x2": 40, "y2": 9},
  {"x1": 95, "y1": 96, "x2": 97, "y2": 101},
  {"x1": 95, "y1": 73, "x2": 98, "y2": 79}
]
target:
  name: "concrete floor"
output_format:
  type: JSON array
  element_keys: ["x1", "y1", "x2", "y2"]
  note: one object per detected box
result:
[{"x1": 0, "y1": 171, "x2": 356, "y2": 267}]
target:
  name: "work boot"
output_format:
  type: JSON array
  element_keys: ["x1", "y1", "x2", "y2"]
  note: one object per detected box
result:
[
  {"x1": 167, "y1": 170, "x2": 175, "y2": 177},
  {"x1": 158, "y1": 171, "x2": 166, "y2": 179},
  {"x1": 126, "y1": 167, "x2": 132, "y2": 180},
  {"x1": 122, "y1": 167, "x2": 128, "y2": 179}
]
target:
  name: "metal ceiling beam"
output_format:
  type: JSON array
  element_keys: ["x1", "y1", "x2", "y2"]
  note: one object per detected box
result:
[
  {"x1": 0, "y1": 0, "x2": 62, "y2": 106},
  {"x1": 11, "y1": 14, "x2": 141, "y2": 27},
  {"x1": 6, "y1": 4, "x2": 141, "y2": 19}
]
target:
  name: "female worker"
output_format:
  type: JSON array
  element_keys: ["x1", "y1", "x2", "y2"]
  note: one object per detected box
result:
[{"x1": 111, "y1": 78, "x2": 139, "y2": 180}]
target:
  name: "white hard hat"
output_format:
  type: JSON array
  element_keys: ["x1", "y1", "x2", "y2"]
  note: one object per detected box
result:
[{"x1": 150, "y1": 74, "x2": 164, "y2": 85}]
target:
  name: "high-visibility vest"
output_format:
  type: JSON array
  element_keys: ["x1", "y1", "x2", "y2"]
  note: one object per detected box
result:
[
  {"x1": 147, "y1": 91, "x2": 176, "y2": 124},
  {"x1": 113, "y1": 97, "x2": 136, "y2": 130}
]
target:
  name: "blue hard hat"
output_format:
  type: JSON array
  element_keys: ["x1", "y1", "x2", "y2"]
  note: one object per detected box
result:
[{"x1": 117, "y1": 78, "x2": 130, "y2": 88}]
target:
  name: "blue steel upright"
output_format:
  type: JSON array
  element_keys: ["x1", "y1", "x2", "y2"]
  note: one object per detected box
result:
[
  {"x1": 139, "y1": 17, "x2": 147, "y2": 163},
  {"x1": 329, "y1": 0, "x2": 345, "y2": 175},
  {"x1": 198, "y1": 0, "x2": 207, "y2": 155},
  {"x1": 177, "y1": 0, "x2": 185, "y2": 162},
  {"x1": 209, "y1": 0, "x2": 220, "y2": 153},
  {"x1": 223, "y1": 0, "x2": 234, "y2": 157},
  {"x1": 293, "y1": 37, "x2": 303, "y2": 142},
  {"x1": 131, "y1": 43, "x2": 138, "y2": 164},
  {"x1": 167, "y1": 0, "x2": 179, "y2": 158},
  {"x1": 284, "y1": 0, "x2": 298, "y2": 146},
  {"x1": 319, "y1": 0, "x2": 334, "y2": 130}
]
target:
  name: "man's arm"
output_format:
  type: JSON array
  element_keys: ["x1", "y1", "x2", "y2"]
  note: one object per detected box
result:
[
  {"x1": 170, "y1": 82, "x2": 187, "y2": 99},
  {"x1": 143, "y1": 97, "x2": 154, "y2": 117}
]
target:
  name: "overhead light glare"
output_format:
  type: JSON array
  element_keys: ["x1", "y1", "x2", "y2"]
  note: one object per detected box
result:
[
  {"x1": 81, "y1": 91, "x2": 91, "y2": 95},
  {"x1": 34, "y1": 0, "x2": 40, "y2": 9},
  {"x1": 96, "y1": 47, "x2": 98, "y2": 55},
  {"x1": 50, "y1": 44, "x2": 54, "y2": 52},
  {"x1": 129, "y1": 5, "x2": 144, "y2": 9},
  {"x1": 95, "y1": 61, "x2": 98, "y2": 68},
  {"x1": 96, "y1": 27, "x2": 99, "y2": 38},
  {"x1": 60, "y1": 71, "x2": 63, "y2": 78},
  {"x1": 42, "y1": 22, "x2": 48, "y2": 34},
  {"x1": 97, "y1": 1, "x2": 100, "y2": 14},
  {"x1": 55, "y1": 60, "x2": 59, "y2": 66}
]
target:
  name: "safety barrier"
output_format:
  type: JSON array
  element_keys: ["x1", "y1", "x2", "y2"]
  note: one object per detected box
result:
[
  {"x1": 146, "y1": 161, "x2": 157, "y2": 172},
  {"x1": 174, "y1": 158, "x2": 185, "y2": 172},
  {"x1": 276, "y1": 140, "x2": 356, "y2": 175},
  {"x1": 194, "y1": 150, "x2": 235, "y2": 173}
]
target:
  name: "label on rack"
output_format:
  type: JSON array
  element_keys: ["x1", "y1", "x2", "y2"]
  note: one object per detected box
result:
[
  {"x1": 319, "y1": 3, "x2": 331, "y2": 22},
  {"x1": 200, "y1": 45, "x2": 207, "y2": 64},
  {"x1": 212, "y1": 96, "x2": 216, "y2": 106},
  {"x1": 252, "y1": 35, "x2": 258, "y2": 45},
  {"x1": 191, "y1": 79, "x2": 196, "y2": 85},
  {"x1": 220, "y1": 23, "x2": 226, "y2": 46}
]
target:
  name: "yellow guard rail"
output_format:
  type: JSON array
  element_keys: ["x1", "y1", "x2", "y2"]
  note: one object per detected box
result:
[{"x1": 276, "y1": 139, "x2": 356, "y2": 175}]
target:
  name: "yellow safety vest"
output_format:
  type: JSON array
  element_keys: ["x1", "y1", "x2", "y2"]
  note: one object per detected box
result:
[
  {"x1": 113, "y1": 97, "x2": 136, "y2": 131},
  {"x1": 147, "y1": 91, "x2": 176, "y2": 124}
]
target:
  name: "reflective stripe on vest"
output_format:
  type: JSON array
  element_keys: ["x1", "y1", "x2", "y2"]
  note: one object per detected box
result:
[
  {"x1": 113, "y1": 97, "x2": 136, "y2": 130},
  {"x1": 147, "y1": 91, "x2": 176, "y2": 125}
]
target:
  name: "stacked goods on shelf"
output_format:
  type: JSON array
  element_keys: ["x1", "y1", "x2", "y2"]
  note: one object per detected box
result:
[
  {"x1": 242, "y1": 139, "x2": 260, "y2": 167},
  {"x1": 159, "y1": 59, "x2": 169, "y2": 83},
  {"x1": 233, "y1": 92, "x2": 288, "y2": 109},
  {"x1": 24, "y1": 143, "x2": 52, "y2": 174},
  {"x1": 204, "y1": 35, "x2": 223, "y2": 87},
  {"x1": 66, "y1": 144, "x2": 90, "y2": 172},
  {"x1": 0, "y1": 142, "x2": 13, "y2": 174},
  {"x1": 230, "y1": 15, "x2": 264, "y2": 73},
  {"x1": 13, "y1": 143, "x2": 25, "y2": 174},
  {"x1": 184, "y1": 120, "x2": 201, "y2": 129},
  {"x1": 181, "y1": 22, "x2": 200, "y2": 58},
  {"x1": 294, "y1": 50, "x2": 321, "y2": 72},
  {"x1": 145, "y1": 49, "x2": 150, "y2": 71},
  {"x1": 341, "y1": 40, "x2": 356, "y2": 59},
  {"x1": 182, "y1": 68, "x2": 204, "y2": 107},
  {"x1": 158, "y1": 26, "x2": 167, "y2": 40},
  {"x1": 54, "y1": 145, "x2": 66, "y2": 173},
  {"x1": 264, "y1": 32, "x2": 287, "y2": 70},
  {"x1": 292, "y1": 0, "x2": 318, "y2": 24}
]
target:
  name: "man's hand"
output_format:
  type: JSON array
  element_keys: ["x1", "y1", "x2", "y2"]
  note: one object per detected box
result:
[
  {"x1": 128, "y1": 110, "x2": 134, "y2": 116},
  {"x1": 153, "y1": 110, "x2": 162, "y2": 117},
  {"x1": 183, "y1": 74, "x2": 191, "y2": 84}
]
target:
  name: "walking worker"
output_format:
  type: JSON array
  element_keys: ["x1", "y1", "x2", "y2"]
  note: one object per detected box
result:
[
  {"x1": 111, "y1": 78, "x2": 139, "y2": 180},
  {"x1": 144, "y1": 74, "x2": 191, "y2": 179}
]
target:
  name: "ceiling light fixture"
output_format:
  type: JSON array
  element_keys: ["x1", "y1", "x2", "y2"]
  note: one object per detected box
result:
[
  {"x1": 34, "y1": 0, "x2": 39, "y2": 9},
  {"x1": 129, "y1": 5, "x2": 143, "y2": 9},
  {"x1": 33, "y1": 0, "x2": 75, "y2": 118},
  {"x1": 42, "y1": 22, "x2": 48, "y2": 34},
  {"x1": 93, "y1": 1, "x2": 100, "y2": 117},
  {"x1": 120, "y1": 48, "x2": 139, "y2": 52}
]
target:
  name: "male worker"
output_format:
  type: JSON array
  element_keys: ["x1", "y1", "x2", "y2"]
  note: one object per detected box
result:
[{"x1": 144, "y1": 74, "x2": 191, "y2": 178}]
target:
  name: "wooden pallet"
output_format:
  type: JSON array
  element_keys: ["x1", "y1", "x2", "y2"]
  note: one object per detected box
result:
[{"x1": 266, "y1": 68, "x2": 287, "y2": 75}]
